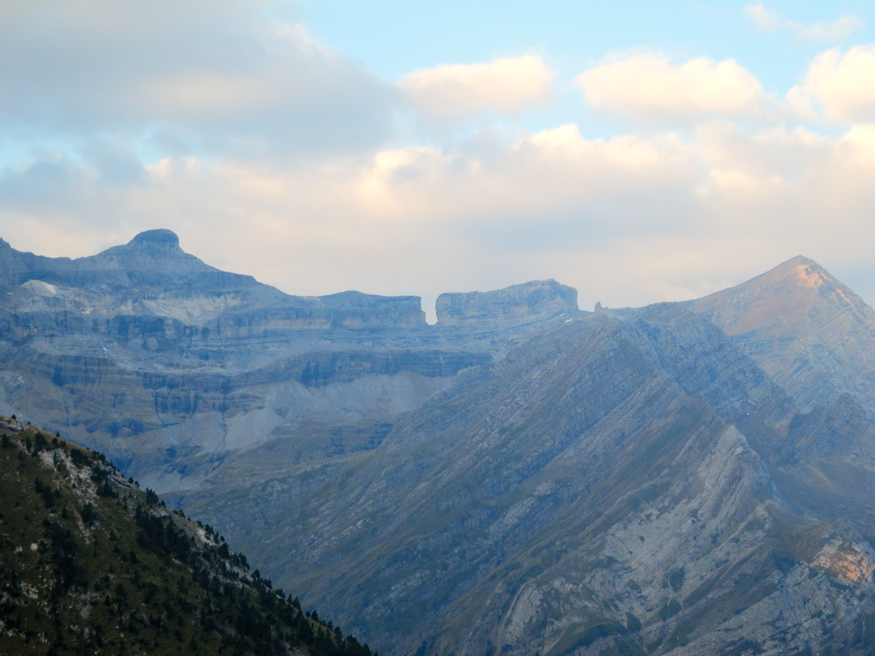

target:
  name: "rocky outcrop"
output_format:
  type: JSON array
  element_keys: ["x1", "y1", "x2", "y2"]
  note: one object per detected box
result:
[{"x1": 436, "y1": 279, "x2": 579, "y2": 326}]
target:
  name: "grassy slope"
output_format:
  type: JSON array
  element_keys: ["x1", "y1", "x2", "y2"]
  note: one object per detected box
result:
[{"x1": 0, "y1": 415, "x2": 375, "y2": 656}]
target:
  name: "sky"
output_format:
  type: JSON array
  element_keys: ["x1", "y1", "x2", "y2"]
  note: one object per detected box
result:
[{"x1": 2, "y1": 1, "x2": 875, "y2": 321}]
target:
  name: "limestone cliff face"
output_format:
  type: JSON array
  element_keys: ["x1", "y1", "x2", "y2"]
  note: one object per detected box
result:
[
  {"x1": 689, "y1": 256, "x2": 875, "y2": 414},
  {"x1": 182, "y1": 307, "x2": 875, "y2": 656},
  {"x1": 0, "y1": 232, "x2": 440, "y2": 492},
  {"x1": 435, "y1": 279, "x2": 579, "y2": 326}
]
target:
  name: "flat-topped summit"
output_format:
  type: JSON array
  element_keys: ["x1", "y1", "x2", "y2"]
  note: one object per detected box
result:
[
  {"x1": 128, "y1": 228, "x2": 181, "y2": 250},
  {"x1": 94, "y1": 229, "x2": 207, "y2": 272},
  {"x1": 436, "y1": 279, "x2": 579, "y2": 326}
]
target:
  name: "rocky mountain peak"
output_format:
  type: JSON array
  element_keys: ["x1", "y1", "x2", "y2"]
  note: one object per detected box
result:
[
  {"x1": 92, "y1": 229, "x2": 224, "y2": 279},
  {"x1": 754, "y1": 254, "x2": 849, "y2": 299},
  {"x1": 689, "y1": 255, "x2": 875, "y2": 413},
  {"x1": 688, "y1": 255, "x2": 873, "y2": 337},
  {"x1": 100, "y1": 228, "x2": 192, "y2": 265}
]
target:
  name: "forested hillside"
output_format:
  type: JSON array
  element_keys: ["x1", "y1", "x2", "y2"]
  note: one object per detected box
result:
[{"x1": 0, "y1": 415, "x2": 373, "y2": 656}]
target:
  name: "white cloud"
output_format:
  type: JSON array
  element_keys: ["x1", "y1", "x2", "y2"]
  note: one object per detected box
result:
[
  {"x1": 744, "y1": 4, "x2": 864, "y2": 41},
  {"x1": 354, "y1": 124, "x2": 695, "y2": 231},
  {"x1": 0, "y1": 0, "x2": 396, "y2": 159},
  {"x1": 400, "y1": 55, "x2": 555, "y2": 121},
  {"x1": 575, "y1": 54, "x2": 766, "y2": 123},
  {"x1": 744, "y1": 4, "x2": 782, "y2": 31},
  {"x1": 788, "y1": 47, "x2": 875, "y2": 123}
]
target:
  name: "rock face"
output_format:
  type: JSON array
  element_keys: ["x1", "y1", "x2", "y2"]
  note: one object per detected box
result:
[
  {"x1": 688, "y1": 255, "x2": 875, "y2": 414},
  {"x1": 436, "y1": 279, "x2": 579, "y2": 326},
  {"x1": 181, "y1": 305, "x2": 875, "y2": 655}
]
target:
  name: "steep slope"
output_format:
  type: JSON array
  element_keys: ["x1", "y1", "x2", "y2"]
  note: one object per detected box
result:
[
  {"x1": 768, "y1": 393, "x2": 875, "y2": 543},
  {"x1": 181, "y1": 308, "x2": 875, "y2": 655},
  {"x1": 688, "y1": 256, "x2": 875, "y2": 414},
  {"x1": 0, "y1": 415, "x2": 375, "y2": 656}
]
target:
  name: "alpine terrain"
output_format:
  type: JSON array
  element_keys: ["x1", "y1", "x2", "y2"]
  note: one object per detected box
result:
[{"x1": 3, "y1": 232, "x2": 875, "y2": 655}]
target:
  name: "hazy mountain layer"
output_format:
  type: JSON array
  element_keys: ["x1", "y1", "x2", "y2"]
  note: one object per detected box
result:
[
  {"x1": 0, "y1": 232, "x2": 578, "y2": 492},
  {"x1": 0, "y1": 229, "x2": 426, "y2": 331}
]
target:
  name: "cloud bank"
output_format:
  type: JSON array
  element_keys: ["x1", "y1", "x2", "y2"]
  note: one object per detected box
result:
[
  {"x1": 575, "y1": 54, "x2": 766, "y2": 123},
  {"x1": 400, "y1": 55, "x2": 555, "y2": 122}
]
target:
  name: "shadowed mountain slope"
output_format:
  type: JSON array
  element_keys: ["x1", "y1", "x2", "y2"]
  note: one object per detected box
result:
[{"x1": 688, "y1": 256, "x2": 875, "y2": 415}]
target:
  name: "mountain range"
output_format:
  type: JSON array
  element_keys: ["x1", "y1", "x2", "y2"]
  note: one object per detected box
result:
[{"x1": 3, "y1": 231, "x2": 875, "y2": 654}]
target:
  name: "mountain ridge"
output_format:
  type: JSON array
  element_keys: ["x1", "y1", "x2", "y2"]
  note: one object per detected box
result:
[
  {"x1": 5, "y1": 235, "x2": 875, "y2": 654},
  {"x1": 0, "y1": 230, "x2": 581, "y2": 494}
]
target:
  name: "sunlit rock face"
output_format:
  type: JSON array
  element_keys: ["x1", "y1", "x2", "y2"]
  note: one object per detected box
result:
[{"x1": 689, "y1": 255, "x2": 875, "y2": 415}]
